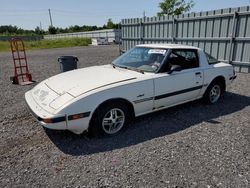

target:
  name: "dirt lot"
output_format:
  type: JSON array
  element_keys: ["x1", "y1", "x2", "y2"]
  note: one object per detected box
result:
[{"x1": 0, "y1": 45, "x2": 249, "y2": 187}]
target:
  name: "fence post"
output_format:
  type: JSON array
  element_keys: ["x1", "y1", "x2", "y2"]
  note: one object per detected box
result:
[
  {"x1": 172, "y1": 17, "x2": 176, "y2": 43},
  {"x1": 228, "y1": 11, "x2": 238, "y2": 64},
  {"x1": 140, "y1": 18, "x2": 144, "y2": 44},
  {"x1": 119, "y1": 21, "x2": 123, "y2": 55}
]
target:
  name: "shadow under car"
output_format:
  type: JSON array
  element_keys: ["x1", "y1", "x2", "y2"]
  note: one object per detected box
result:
[{"x1": 45, "y1": 92, "x2": 250, "y2": 156}]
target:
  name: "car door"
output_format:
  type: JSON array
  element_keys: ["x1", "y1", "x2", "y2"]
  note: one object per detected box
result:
[{"x1": 153, "y1": 49, "x2": 203, "y2": 109}]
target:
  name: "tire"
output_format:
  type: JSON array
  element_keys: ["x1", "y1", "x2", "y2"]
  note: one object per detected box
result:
[
  {"x1": 89, "y1": 102, "x2": 130, "y2": 137},
  {"x1": 203, "y1": 81, "x2": 223, "y2": 104}
]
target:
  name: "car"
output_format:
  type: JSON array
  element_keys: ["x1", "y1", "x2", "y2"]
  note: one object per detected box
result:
[{"x1": 25, "y1": 44, "x2": 237, "y2": 136}]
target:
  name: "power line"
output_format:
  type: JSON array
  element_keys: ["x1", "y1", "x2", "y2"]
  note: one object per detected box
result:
[
  {"x1": 0, "y1": 9, "x2": 47, "y2": 12},
  {"x1": 0, "y1": 8, "x2": 142, "y2": 18},
  {"x1": 52, "y1": 8, "x2": 140, "y2": 14},
  {"x1": 0, "y1": 12, "x2": 46, "y2": 16},
  {"x1": 52, "y1": 11, "x2": 142, "y2": 18}
]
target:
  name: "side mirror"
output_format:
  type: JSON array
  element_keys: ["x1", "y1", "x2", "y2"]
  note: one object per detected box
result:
[{"x1": 168, "y1": 65, "x2": 182, "y2": 74}]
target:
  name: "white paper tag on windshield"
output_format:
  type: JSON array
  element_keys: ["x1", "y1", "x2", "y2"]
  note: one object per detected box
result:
[{"x1": 148, "y1": 49, "x2": 166, "y2": 55}]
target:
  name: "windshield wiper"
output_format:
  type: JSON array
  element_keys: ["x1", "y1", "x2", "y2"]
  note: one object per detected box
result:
[
  {"x1": 112, "y1": 63, "x2": 118, "y2": 68},
  {"x1": 112, "y1": 64, "x2": 123, "y2": 69},
  {"x1": 125, "y1": 66, "x2": 144, "y2": 74},
  {"x1": 112, "y1": 64, "x2": 144, "y2": 74}
]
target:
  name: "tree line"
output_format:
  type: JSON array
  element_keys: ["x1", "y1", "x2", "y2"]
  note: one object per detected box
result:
[
  {"x1": 0, "y1": 25, "x2": 39, "y2": 36},
  {"x1": 0, "y1": 19, "x2": 120, "y2": 36},
  {"x1": 48, "y1": 19, "x2": 120, "y2": 34}
]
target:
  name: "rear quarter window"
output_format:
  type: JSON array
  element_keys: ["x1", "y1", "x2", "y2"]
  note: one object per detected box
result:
[{"x1": 206, "y1": 53, "x2": 219, "y2": 65}]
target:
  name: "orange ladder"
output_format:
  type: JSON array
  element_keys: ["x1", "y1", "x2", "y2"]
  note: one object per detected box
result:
[{"x1": 10, "y1": 38, "x2": 33, "y2": 85}]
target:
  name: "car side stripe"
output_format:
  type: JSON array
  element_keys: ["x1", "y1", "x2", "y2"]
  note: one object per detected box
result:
[
  {"x1": 133, "y1": 97, "x2": 154, "y2": 104},
  {"x1": 49, "y1": 116, "x2": 66, "y2": 123},
  {"x1": 154, "y1": 85, "x2": 203, "y2": 100},
  {"x1": 133, "y1": 85, "x2": 203, "y2": 104},
  {"x1": 37, "y1": 115, "x2": 66, "y2": 123}
]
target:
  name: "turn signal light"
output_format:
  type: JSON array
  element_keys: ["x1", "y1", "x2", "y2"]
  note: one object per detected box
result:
[
  {"x1": 43, "y1": 118, "x2": 53, "y2": 123},
  {"x1": 71, "y1": 114, "x2": 84, "y2": 120}
]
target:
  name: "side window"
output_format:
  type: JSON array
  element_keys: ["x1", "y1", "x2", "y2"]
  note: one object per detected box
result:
[{"x1": 167, "y1": 49, "x2": 199, "y2": 70}]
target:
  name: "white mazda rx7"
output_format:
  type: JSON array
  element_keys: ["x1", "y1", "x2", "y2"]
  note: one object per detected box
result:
[{"x1": 25, "y1": 44, "x2": 236, "y2": 136}]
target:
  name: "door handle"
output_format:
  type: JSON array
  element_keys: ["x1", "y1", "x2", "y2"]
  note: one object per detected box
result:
[{"x1": 195, "y1": 72, "x2": 201, "y2": 75}]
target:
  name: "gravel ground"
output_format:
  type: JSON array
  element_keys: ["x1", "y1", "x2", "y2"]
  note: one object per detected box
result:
[{"x1": 0, "y1": 45, "x2": 249, "y2": 188}]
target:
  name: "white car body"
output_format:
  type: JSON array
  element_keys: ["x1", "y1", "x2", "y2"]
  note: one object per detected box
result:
[{"x1": 25, "y1": 44, "x2": 236, "y2": 134}]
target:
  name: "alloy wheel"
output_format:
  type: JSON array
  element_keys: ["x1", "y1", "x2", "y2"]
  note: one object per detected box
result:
[
  {"x1": 209, "y1": 84, "x2": 221, "y2": 103},
  {"x1": 102, "y1": 108, "x2": 125, "y2": 134}
]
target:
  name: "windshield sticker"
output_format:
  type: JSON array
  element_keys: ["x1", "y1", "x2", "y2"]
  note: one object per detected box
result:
[{"x1": 148, "y1": 49, "x2": 166, "y2": 55}]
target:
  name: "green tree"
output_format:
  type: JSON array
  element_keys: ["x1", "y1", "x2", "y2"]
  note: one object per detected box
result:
[
  {"x1": 157, "y1": 0, "x2": 194, "y2": 16},
  {"x1": 48, "y1": 26, "x2": 57, "y2": 34},
  {"x1": 0, "y1": 25, "x2": 37, "y2": 35},
  {"x1": 35, "y1": 26, "x2": 45, "y2": 35},
  {"x1": 107, "y1": 18, "x2": 115, "y2": 29},
  {"x1": 35, "y1": 26, "x2": 41, "y2": 35}
]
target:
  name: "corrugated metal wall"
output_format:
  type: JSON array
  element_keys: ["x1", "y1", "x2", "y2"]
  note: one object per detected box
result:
[{"x1": 121, "y1": 6, "x2": 250, "y2": 73}]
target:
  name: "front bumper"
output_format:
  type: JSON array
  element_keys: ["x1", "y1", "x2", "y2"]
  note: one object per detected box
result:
[
  {"x1": 229, "y1": 75, "x2": 237, "y2": 80},
  {"x1": 25, "y1": 91, "x2": 67, "y2": 130}
]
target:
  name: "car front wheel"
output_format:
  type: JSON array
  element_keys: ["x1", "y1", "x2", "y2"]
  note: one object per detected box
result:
[
  {"x1": 102, "y1": 108, "x2": 125, "y2": 135},
  {"x1": 89, "y1": 102, "x2": 130, "y2": 137}
]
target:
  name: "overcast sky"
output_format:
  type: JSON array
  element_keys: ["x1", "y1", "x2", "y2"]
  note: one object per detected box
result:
[{"x1": 0, "y1": 0, "x2": 249, "y2": 30}]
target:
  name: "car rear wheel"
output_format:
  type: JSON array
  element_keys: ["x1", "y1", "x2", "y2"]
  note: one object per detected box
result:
[
  {"x1": 89, "y1": 102, "x2": 130, "y2": 137},
  {"x1": 204, "y1": 81, "x2": 223, "y2": 104}
]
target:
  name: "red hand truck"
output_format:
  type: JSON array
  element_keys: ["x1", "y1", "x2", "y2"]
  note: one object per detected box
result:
[{"x1": 10, "y1": 38, "x2": 33, "y2": 85}]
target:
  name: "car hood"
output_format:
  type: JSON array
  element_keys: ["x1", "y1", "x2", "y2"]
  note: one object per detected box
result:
[{"x1": 45, "y1": 64, "x2": 138, "y2": 97}]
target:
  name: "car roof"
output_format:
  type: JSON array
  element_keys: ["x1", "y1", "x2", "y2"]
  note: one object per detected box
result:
[{"x1": 136, "y1": 43, "x2": 200, "y2": 50}]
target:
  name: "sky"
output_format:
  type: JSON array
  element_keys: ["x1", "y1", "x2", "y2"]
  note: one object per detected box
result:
[{"x1": 0, "y1": 0, "x2": 249, "y2": 30}]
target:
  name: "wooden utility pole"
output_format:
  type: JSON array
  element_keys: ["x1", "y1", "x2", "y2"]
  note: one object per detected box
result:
[{"x1": 48, "y1": 9, "x2": 53, "y2": 27}]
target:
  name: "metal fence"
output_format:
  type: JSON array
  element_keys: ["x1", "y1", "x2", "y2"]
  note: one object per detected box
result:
[
  {"x1": 121, "y1": 6, "x2": 250, "y2": 73},
  {"x1": 44, "y1": 29, "x2": 121, "y2": 43}
]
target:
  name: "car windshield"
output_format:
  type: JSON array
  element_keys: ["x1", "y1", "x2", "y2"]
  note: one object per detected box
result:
[{"x1": 112, "y1": 47, "x2": 168, "y2": 73}]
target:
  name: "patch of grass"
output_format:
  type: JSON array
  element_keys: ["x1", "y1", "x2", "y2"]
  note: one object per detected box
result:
[
  {"x1": 0, "y1": 41, "x2": 10, "y2": 52},
  {"x1": 0, "y1": 37, "x2": 91, "y2": 52}
]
